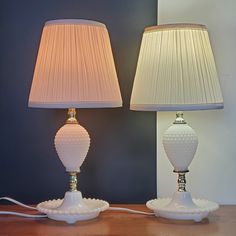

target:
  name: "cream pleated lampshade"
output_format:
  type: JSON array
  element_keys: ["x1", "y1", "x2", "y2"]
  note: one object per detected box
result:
[
  {"x1": 29, "y1": 19, "x2": 122, "y2": 108},
  {"x1": 130, "y1": 24, "x2": 223, "y2": 111}
]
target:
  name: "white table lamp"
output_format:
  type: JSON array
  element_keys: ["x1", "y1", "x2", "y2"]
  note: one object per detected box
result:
[
  {"x1": 130, "y1": 24, "x2": 223, "y2": 221},
  {"x1": 29, "y1": 19, "x2": 122, "y2": 223}
]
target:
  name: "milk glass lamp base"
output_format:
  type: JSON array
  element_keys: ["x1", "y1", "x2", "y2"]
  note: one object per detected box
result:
[
  {"x1": 146, "y1": 192, "x2": 219, "y2": 222},
  {"x1": 37, "y1": 191, "x2": 109, "y2": 224}
]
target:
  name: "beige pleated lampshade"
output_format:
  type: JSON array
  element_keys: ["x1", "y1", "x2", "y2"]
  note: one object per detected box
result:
[
  {"x1": 130, "y1": 24, "x2": 223, "y2": 111},
  {"x1": 29, "y1": 19, "x2": 122, "y2": 108}
]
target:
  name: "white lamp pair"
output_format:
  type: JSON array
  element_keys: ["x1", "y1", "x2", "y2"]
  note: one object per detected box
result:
[{"x1": 29, "y1": 20, "x2": 223, "y2": 223}]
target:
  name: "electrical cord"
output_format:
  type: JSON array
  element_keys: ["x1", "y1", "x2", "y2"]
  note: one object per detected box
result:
[
  {"x1": 108, "y1": 207, "x2": 154, "y2": 215},
  {"x1": 0, "y1": 197, "x2": 154, "y2": 218},
  {"x1": 0, "y1": 211, "x2": 47, "y2": 218},
  {"x1": 0, "y1": 197, "x2": 37, "y2": 210},
  {"x1": 0, "y1": 197, "x2": 47, "y2": 218}
]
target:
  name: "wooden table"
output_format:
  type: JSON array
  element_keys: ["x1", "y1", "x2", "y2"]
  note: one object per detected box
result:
[{"x1": 0, "y1": 204, "x2": 235, "y2": 236}]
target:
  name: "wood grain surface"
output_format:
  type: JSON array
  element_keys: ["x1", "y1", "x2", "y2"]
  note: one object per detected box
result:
[{"x1": 0, "y1": 204, "x2": 235, "y2": 236}]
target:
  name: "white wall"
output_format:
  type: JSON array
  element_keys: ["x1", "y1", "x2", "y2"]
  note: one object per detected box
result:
[{"x1": 157, "y1": 0, "x2": 236, "y2": 204}]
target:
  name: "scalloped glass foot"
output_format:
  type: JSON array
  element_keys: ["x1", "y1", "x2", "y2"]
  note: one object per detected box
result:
[
  {"x1": 37, "y1": 192, "x2": 109, "y2": 224},
  {"x1": 146, "y1": 192, "x2": 219, "y2": 222}
]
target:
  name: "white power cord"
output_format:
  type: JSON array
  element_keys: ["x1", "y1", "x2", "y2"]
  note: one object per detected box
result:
[
  {"x1": 0, "y1": 197, "x2": 47, "y2": 218},
  {"x1": 0, "y1": 197, "x2": 37, "y2": 210},
  {"x1": 0, "y1": 211, "x2": 47, "y2": 218},
  {"x1": 108, "y1": 207, "x2": 154, "y2": 215},
  {"x1": 0, "y1": 197, "x2": 154, "y2": 218}
]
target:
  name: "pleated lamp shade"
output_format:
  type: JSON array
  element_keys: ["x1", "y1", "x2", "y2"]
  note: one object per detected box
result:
[
  {"x1": 29, "y1": 19, "x2": 122, "y2": 108},
  {"x1": 130, "y1": 24, "x2": 223, "y2": 111}
]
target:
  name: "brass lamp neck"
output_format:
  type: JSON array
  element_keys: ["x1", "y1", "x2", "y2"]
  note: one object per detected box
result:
[
  {"x1": 67, "y1": 108, "x2": 78, "y2": 124},
  {"x1": 173, "y1": 171, "x2": 189, "y2": 192},
  {"x1": 69, "y1": 172, "x2": 78, "y2": 192},
  {"x1": 173, "y1": 111, "x2": 187, "y2": 124}
]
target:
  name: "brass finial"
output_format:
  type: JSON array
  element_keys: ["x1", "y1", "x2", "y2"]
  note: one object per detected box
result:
[{"x1": 66, "y1": 108, "x2": 78, "y2": 124}]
